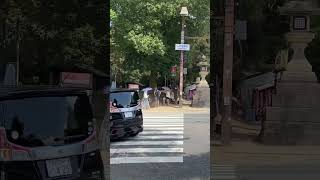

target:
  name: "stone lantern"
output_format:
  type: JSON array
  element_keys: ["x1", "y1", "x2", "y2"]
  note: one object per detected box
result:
[
  {"x1": 279, "y1": 1, "x2": 320, "y2": 79},
  {"x1": 197, "y1": 54, "x2": 210, "y2": 88},
  {"x1": 263, "y1": 0, "x2": 320, "y2": 145},
  {"x1": 192, "y1": 54, "x2": 210, "y2": 107}
]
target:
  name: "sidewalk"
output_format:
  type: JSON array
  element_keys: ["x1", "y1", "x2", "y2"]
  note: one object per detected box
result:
[
  {"x1": 212, "y1": 117, "x2": 320, "y2": 166},
  {"x1": 212, "y1": 140, "x2": 320, "y2": 166}
]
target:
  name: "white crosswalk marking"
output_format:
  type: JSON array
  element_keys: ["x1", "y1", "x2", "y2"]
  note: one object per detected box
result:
[
  {"x1": 143, "y1": 127, "x2": 184, "y2": 130},
  {"x1": 140, "y1": 131, "x2": 184, "y2": 135},
  {"x1": 212, "y1": 164, "x2": 237, "y2": 180},
  {"x1": 110, "y1": 148, "x2": 184, "y2": 154},
  {"x1": 143, "y1": 124, "x2": 183, "y2": 127},
  {"x1": 111, "y1": 140, "x2": 183, "y2": 146},
  {"x1": 111, "y1": 117, "x2": 184, "y2": 164},
  {"x1": 127, "y1": 135, "x2": 184, "y2": 140}
]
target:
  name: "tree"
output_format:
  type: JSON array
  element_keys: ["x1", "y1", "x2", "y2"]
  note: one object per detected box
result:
[
  {"x1": 235, "y1": 0, "x2": 288, "y2": 80},
  {"x1": 111, "y1": 0, "x2": 209, "y2": 87},
  {"x1": 1, "y1": 0, "x2": 107, "y2": 84}
]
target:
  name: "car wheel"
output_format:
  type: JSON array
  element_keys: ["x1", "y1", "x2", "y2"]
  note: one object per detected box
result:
[{"x1": 130, "y1": 132, "x2": 140, "y2": 137}]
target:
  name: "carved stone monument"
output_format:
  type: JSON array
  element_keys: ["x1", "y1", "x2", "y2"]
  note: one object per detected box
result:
[
  {"x1": 192, "y1": 54, "x2": 210, "y2": 107},
  {"x1": 263, "y1": 1, "x2": 320, "y2": 145}
]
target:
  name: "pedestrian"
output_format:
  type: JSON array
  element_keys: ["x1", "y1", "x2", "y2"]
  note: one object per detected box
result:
[
  {"x1": 166, "y1": 89, "x2": 171, "y2": 105},
  {"x1": 156, "y1": 88, "x2": 161, "y2": 107},
  {"x1": 173, "y1": 86, "x2": 178, "y2": 105},
  {"x1": 142, "y1": 90, "x2": 150, "y2": 110}
]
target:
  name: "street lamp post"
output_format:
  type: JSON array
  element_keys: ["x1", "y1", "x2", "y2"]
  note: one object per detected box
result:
[{"x1": 179, "y1": 6, "x2": 188, "y2": 107}]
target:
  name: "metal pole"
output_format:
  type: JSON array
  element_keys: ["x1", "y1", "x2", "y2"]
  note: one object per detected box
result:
[
  {"x1": 179, "y1": 16, "x2": 185, "y2": 107},
  {"x1": 222, "y1": 0, "x2": 234, "y2": 145}
]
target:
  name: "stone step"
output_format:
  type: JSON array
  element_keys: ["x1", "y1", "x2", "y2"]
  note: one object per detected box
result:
[
  {"x1": 276, "y1": 82, "x2": 320, "y2": 95},
  {"x1": 272, "y1": 94, "x2": 320, "y2": 108},
  {"x1": 263, "y1": 121, "x2": 320, "y2": 145},
  {"x1": 266, "y1": 107, "x2": 320, "y2": 122},
  {"x1": 281, "y1": 71, "x2": 318, "y2": 82}
]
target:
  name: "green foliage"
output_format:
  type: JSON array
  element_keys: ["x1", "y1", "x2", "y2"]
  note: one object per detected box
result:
[
  {"x1": 111, "y1": 0, "x2": 209, "y2": 86},
  {"x1": 0, "y1": 0, "x2": 107, "y2": 83},
  {"x1": 237, "y1": 0, "x2": 287, "y2": 78},
  {"x1": 62, "y1": 24, "x2": 101, "y2": 65}
]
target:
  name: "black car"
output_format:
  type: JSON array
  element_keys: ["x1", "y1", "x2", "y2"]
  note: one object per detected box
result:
[
  {"x1": 109, "y1": 89, "x2": 143, "y2": 140},
  {"x1": 0, "y1": 86, "x2": 104, "y2": 180}
]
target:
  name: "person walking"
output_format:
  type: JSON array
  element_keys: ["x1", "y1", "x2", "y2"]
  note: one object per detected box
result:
[
  {"x1": 142, "y1": 90, "x2": 150, "y2": 110},
  {"x1": 165, "y1": 89, "x2": 171, "y2": 105},
  {"x1": 156, "y1": 88, "x2": 161, "y2": 107}
]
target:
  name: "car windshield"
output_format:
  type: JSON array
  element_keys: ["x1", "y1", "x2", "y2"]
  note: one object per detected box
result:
[
  {"x1": 0, "y1": 94, "x2": 93, "y2": 147},
  {"x1": 110, "y1": 91, "x2": 139, "y2": 108}
]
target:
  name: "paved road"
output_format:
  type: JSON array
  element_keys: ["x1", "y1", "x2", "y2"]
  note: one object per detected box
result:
[{"x1": 110, "y1": 112, "x2": 210, "y2": 180}]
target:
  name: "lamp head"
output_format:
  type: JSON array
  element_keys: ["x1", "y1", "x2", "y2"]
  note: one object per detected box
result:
[{"x1": 180, "y1": 6, "x2": 189, "y2": 16}]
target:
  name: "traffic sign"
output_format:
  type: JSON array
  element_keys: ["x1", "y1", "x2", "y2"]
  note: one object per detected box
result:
[
  {"x1": 183, "y1": 68, "x2": 187, "y2": 75},
  {"x1": 175, "y1": 44, "x2": 190, "y2": 51}
]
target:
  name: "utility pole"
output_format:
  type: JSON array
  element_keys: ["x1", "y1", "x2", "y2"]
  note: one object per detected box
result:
[{"x1": 222, "y1": 0, "x2": 234, "y2": 145}]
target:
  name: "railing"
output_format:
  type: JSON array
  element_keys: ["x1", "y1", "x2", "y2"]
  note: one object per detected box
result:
[{"x1": 253, "y1": 86, "x2": 276, "y2": 122}]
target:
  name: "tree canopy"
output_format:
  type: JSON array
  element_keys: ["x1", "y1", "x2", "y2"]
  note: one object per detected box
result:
[
  {"x1": 111, "y1": 0, "x2": 209, "y2": 87},
  {"x1": 0, "y1": 0, "x2": 107, "y2": 84}
]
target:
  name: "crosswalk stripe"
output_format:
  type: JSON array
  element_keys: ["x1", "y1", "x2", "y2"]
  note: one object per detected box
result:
[
  {"x1": 111, "y1": 156, "x2": 183, "y2": 164},
  {"x1": 143, "y1": 124, "x2": 184, "y2": 127},
  {"x1": 127, "y1": 135, "x2": 184, "y2": 140},
  {"x1": 111, "y1": 140, "x2": 183, "y2": 146},
  {"x1": 111, "y1": 117, "x2": 185, "y2": 164},
  {"x1": 140, "y1": 131, "x2": 183, "y2": 135},
  {"x1": 144, "y1": 117, "x2": 183, "y2": 119},
  {"x1": 143, "y1": 121, "x2": 184, "y2": 124},
  {"x1": 143, "y1": 127, "x2": 184, "y2": 130},
  {"x1": 110, "y1": 148, "x2": 183, "y2": 154},
  {"x1": 144, "y1": 119, "x2": 183, "y2": 121}
]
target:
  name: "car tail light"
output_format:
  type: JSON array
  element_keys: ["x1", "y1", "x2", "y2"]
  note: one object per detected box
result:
[
  {"x1": 0, "y1": 128, "x2": 31, "y2": 161},
  {"x1": 0, "y1": 128, "x2": 12, "y2": 160}
]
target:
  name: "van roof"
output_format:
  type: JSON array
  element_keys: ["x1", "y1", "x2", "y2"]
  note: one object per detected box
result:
[{"x1": 110, "y1": 88, "x2": 139, "y2": 93}]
